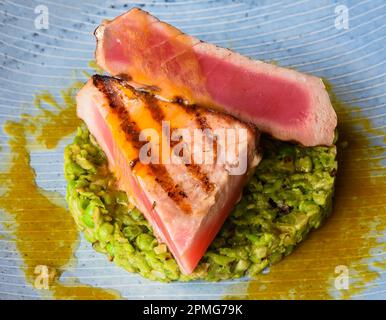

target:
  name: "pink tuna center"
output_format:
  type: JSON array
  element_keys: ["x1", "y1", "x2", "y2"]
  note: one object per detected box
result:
[
  {"x1": 198, "y1": 54, "x2": 311, "y2": 126},
  {"x1": 104, "y1": 28, "x2": 130, "y2": 67}
]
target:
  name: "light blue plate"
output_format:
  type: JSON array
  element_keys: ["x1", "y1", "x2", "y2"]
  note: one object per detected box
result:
[{"x1": 0, "y1": 0, "x2": 385, "y2": 300}]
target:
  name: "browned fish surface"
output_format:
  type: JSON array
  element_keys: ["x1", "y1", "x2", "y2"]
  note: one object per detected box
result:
[{"x1": 77, "y1": 75, "x2": 261, "y2": 273}]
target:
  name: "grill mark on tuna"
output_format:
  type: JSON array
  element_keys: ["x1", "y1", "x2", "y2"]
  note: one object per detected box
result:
[
  {"x1": 191, "y1": 109, "x2": 216, "y2": 192},
  {"x1": 138, "y1": 87, "x2": 215, "y2": 195},
  {"x1": 171, "y1": 102, "x2": 216, "y2": 193},
  {"x1": 170, "y1": 132, "x2": 182, "y2": 149},
  {"x1": 92, "y1": 75, "x2": 192, "y2": 214},
  {"x1": 185, "y1": 164, "x2": 214, "y2": 193},
  {"x1": 179, "y1": 104, "x2": 218, "y2": 164},
  {"x1": 151, "y1": 164, "x2": 191, "y2": 213},
  {"x1": 93, "y1": 75, "x2": 143, "y2": 151},
  {"x1": 142, "y1": 93, "x2": 166, "y2": 123},
  {"x1": 196, "y1": 110, "x2": 218, "y2": 164}
]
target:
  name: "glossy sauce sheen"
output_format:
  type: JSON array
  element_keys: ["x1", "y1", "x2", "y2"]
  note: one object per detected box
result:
[
  {"x1": 0, "y1": 79, "x2": 383, "y2": 299},
  {"x1": 92, "y1": 76, "x2": 193, "y2": 213},
  {"x1": 0, "y1": 86, "x2": 121, "y2": 300}
]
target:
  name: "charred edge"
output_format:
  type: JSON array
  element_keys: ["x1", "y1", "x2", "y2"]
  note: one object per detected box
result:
[
  {"x1": 196, "y1": 110, "x2": 219, "y2": 182},
  {"x1": 186, "y1": 111, "x2": 217, "y2": 193},
  {"x1": 185, "y1": 164, "x2": 215, "y2": 193},
  {"x1": 195, "y1": 111, "x2": 210, "y2": 132},
  {"x1": 142, "y1": 94, "x2": 165, "y2": 123},
  {"x1": 180, "y1": 106, "x2": 217, "y2": 193},
  {"x1": 152, "y1": 165, "x2": 192, "y2": 214},
  {"x1": 141, "y1": 93, "x2": 194, "y2": 213},
  {"x1": 195, "y1": 109, "x2": 218, "y2": 163},
  {"x1": 93, "y1": 24, "x2": 103, "y2": 40},
  {"x1": 166, "y1": 101, "x2": 216, "y2": 194},
  {"x1": 116, "y1": 73, "x2": 132, "y2": 82},
  {"x1": 138, "y1": 85, "x2": 161, "y2": 93},
  {"x1": 141, "y1": 94, "x2": 183, "y2": 153},
  {"x1": 93, "y1": 75, "x2": 144, "y2": 152},
  {"x1": 93, "y1": 75, "x2": 192, "y2": 214}
]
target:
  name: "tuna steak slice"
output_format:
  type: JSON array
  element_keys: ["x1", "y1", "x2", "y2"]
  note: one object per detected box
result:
[
  {"x1": 94, "y1": 8, "x2": 337, "y2": 147},
  {"x1": 76, "y1": 75, "x2": 260, "y2": 274}
]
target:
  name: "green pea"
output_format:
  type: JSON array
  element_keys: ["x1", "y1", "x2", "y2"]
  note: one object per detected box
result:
[
  {"x1": 82, "y1": 203, "x2": 99, "y2": 228},
  {"x1": 163, "y1": 259, "x2": 180, "y2": 280},
  {"x1": 130, "y1": 207, "x2": 143, "y2": 221},
  {"x1": 65, "y1": 162, "x2": 85, "y2": 178},
  {"x1": 75, "y1": 154, "x2": 94, "y2": 171},
  {"x1": 299, "y1": 200, "x2": 319, "y2": 214},
  {"x1": 206, "y1": 253, "x2": 235, "y2": 266},
  {"x1": 248, "y1": 259, "x2": 269, "y2": 276},
  {"x1": 102, "y1": 193, "x2": 113, "y2": 205},
  {"x1": 313, "y1": 191, "x2": 327, "y2": 206},
  {"x1": 263, "y1": 180, "x2": 282, "y2": 194},
  {"x1": 81, "y1": 214, "x2": 94, "y2": 229},
  {"x1": 251, "y1": 247, "x2": 267, "y2": 260},
  {"x1": 122, "y1": 242, "x2": 135, "y2": 254},
  {"x1": 246, "y1": 233, "x2": 259, "y2": 243},
  {"x1": 98, "y1": 223, "x2": 114, "y2": 241},
  {"x1": 133, "y1": 254, "x2": 151, "y2": 274},
  {"x1": 136, "y1": 234, "x2": 156, "y2": 251},
  {"x1": 106, "y1": 243, "x2": 115, "y2": 257},
  {"x1": 116, "y1": 192, "x2": 128, "y2": 206},
  {"x1": 123, "y1": 225, "x2": 143, "y2": 241},
  {"x1": 78, "y1": 197, "x2": 89, "y2": 210},
  {"x1": 234, "y1": 259, "x2": 250, "y2": 272},
  {"x1": 154, "y1": 244, "x2": 167, "y2": 255},
  {"x1": 295, "y1": 156, "x2": 313, "y2": 173}
]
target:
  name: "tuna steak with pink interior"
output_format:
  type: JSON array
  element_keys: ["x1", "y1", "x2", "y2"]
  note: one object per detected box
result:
[
  {"x1": 76, "y1": 75, "x2": 260, "y2": 274},
  {"x1": 94, "y1": 8, "x2": 337, "y2": 147}
]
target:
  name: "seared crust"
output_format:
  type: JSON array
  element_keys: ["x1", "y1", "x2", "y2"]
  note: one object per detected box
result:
[
  {"x1": 78, "y1": 74, "x2": 260, "y2": 273},
  {"x1": 92, "y1": 75, "x2": 193, "y2": 214}
]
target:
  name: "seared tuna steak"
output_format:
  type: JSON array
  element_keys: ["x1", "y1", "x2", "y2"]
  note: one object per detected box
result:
[
  {"x1": 76, "y1": 75, "x2": 260, "y2": 274},
  {"x1": 95, "y1": 8, "x2": 337, "y2": 147}
]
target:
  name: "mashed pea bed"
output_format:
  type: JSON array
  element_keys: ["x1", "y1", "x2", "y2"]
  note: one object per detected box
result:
[{"x1": 64, "y1": 125, "x2": 337, "y2": 282}]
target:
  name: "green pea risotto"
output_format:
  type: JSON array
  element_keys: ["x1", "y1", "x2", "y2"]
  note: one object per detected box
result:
[{"x1": 64, "y1": 124, "x2": 337, "y2": 282}]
